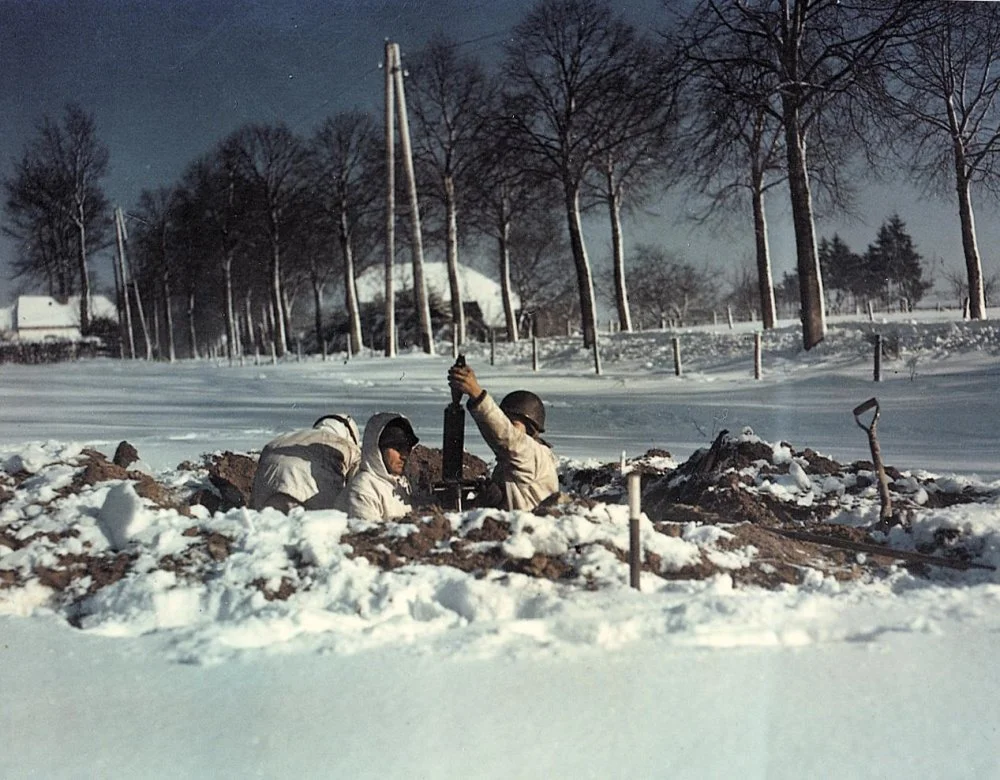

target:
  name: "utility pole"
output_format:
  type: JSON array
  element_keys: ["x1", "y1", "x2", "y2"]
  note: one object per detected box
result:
[
  {"x1": 384, "y1": 41, "x2": 397, "y2": 358},
  {"x1": 391, "y1": 41, "x2": 435, "y2": 355},
  {"x1": 117, "y1": 208, "x2": 153, "y2": 360},
  {"x1": 114, "y1": 206, "x2": 136, "y2": 359}
]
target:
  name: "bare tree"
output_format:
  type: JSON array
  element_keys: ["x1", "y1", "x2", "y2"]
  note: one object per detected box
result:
[
  {"x1": 505, "y1": 0, "x2": 642, "y2": 348},
  {"x1": 2, "y1": 103, "x2": 111, "y2": 330},
  {"x1": 226, "y1": 123, "x2": 309, "y2": 357},
  {"x1": 466, "y1": 86, "x2": 560, "y2": 342},
  {"x1": 130, "y1": 186, "x2": 181, "y2": 361},
  {"x1": 675, "y1": 15, "x2": 786, "y2": 329},
  {"x1": 609, "y1": 244, "x2": 717, "y2": 327},
  {"x1": 588, "y1": 34, "x2": 678, "y2": 333},
  {"x1": 406, "y1": 36, "x2": 493, "y2": 347},
  {"x1": 310, "y1": 111, "x2": 381, "y2": 355},
  {"x1": 882, "y1": 3, "x2": 1000, "y2": 321},
  {"x1": 688, "y1": 0, "x2": 908, "y2": 349}
]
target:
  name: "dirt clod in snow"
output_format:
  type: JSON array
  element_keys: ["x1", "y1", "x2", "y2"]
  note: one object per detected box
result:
[
  {"x1": 205, "y1": 451, "x2": 258, "y2": 510},
  {"x1": 112, "y1": 441, "x2": 140, "y2": 468}
]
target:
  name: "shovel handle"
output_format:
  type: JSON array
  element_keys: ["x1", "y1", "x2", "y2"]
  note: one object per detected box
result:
[{"x1": 852, "y1": 396, "x2": 880, "y2": 427}]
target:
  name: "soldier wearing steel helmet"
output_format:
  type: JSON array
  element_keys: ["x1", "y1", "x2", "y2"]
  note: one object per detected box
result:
[{"x1": 447, "y1": 362, "x2": 559, "y2": 511}]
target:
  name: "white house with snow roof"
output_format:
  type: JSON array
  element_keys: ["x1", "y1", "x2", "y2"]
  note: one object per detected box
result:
[
  {"x1": 351, "y1": 261, "x2": 518, "y2": 327},
  {"x1": 0, "y1": 295, "x2": 117, "y2": 342}
]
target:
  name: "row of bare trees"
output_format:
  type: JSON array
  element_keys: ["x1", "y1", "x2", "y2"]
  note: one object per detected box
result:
[{"x1": 5, "y1": 1, "x2": 1000, "y2": 357}]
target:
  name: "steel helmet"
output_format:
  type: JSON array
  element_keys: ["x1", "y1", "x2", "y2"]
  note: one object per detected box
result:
[{"x1": 500, "y1": 390, "x2": 546, "y2": 433}]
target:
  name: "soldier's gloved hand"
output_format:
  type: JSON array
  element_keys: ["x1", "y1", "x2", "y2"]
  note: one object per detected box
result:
[{"x1": 448, "y1": 363, "x2": 483, "y2": 399}]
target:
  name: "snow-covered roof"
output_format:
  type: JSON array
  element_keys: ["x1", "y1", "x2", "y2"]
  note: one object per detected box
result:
[
  {"x1": 16, "y1": 296, "x2": 78, "y2": 329},
  {"x1": 352, "y1": 261, "x2": 519, "y2": 327},
  {"x1": 14, "y1": 295, "x2": 117, "y2": 330}
]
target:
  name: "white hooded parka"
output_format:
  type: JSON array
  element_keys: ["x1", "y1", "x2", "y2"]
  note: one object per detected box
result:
[{"x1": 337, "y1": 412, "x2": 415, "y2": 521}]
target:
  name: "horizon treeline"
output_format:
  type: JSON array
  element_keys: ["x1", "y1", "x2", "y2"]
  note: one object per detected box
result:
[{"x1": 3, "y1": 0, "x2": 997, "y2": 359}]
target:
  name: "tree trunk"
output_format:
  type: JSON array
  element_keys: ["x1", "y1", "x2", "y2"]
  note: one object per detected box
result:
[
  {"x1": 444, "y1": 175, "x2": 465, "y2": 346},
  {"x1": 782, "y1": 102, "x2": 825, "y2": 350},
  {"x1": 498, "y1": 210, "x2": 518, "y2": 343},
  {"x1": 955, "y1": 156, "x2": 986, "y2": 319},
  {"x1": 222, "y1": 252, "x2": 238, "y2": 360},
  {"x1": 161, "y1": 271, "x2": 175, "y2": 362},
  {"x1": 564, "y1": 181, "x2": 598, "y2": 349},
  {"x1": 393, "y1": 43, "x2": 434, "y2": 355},
  {"x1": 606, "y1": 163, "x2": 632, "y2": 333},
  {"x1": 751, "y1": 173, "x2": 777, "y2": 330},
  {"x1": 384, "y1": 41, "x2": 397, "y2": 358},
  {"x1": 311, "y1": 270, "x2": 324, "y2": 355},
  {"x1": 339, "y1": 207, "x2": 364, "y2": 354},
  {"x1": 269, "y1": 216, "x2": 288, "y2": 357},
  {"x1": 187, "y1": 289, "x2": 199, "y2": 359},
  {"x1": 152, "y1": 292, "x2": 161, "y2": 359}
]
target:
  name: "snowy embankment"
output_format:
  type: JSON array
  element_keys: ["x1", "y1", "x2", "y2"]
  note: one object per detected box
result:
[{"x1": 2, "y1": 314, "x2": 1000, "y2": 778}]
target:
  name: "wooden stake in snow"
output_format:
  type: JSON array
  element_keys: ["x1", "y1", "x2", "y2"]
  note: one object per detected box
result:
[
  {"x1": 628, "y1": 471, "x2": 642, "y2": 591},
  {"x1": 727, "y1": 306, "x2": 734, "y2": 330},
  {"x1": 592, "y1": 329, "x2": 603, "y2": 376},
  {"x1": 873, "y1": 334, "x2": 882, "y2": 382},
  {"x1": 672, "y1": 336, "x2": 682, "y2": 377},
  {"x1": 754, "y1": 332, "x2": 762, "y2": 380},
  {"x1": 867, "y1": 300, "x2": 875, "y2": 322},
  {"x1": 490, "y1": 328, "x2": 495, "y2": 366}
]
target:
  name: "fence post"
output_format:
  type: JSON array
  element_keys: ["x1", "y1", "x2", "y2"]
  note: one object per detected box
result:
[
  {"x1": 592, "y1": 330, "x2": 603, "y2": 376},
  {"x1": 727, "y1": 306, "x2": 734, "y2": 330},
  {"x1": 867, "y1": 300, "x2": 875, "y2": 322},
  {"x1": 754, "y1": 332, "x2": 762, "y2": 380},
  {"x1": 532, "y1": 330, "x2": 539, "y2": 372},
  {"x1": 672, "y1": 336, "x2": 682, "y2": 377},
  {"x1": 628, "y1": 472, "x2": 642, "y2": 591},
  {"x1": 490, "y1": 327, "x2": 496, "y2": 366},
  {"x1": 873, "y1": 333, "x2": 882, "y2": 382}
]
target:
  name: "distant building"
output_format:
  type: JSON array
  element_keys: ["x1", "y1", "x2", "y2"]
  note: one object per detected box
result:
[
  {"x1": 351, "y1": 261, "x2": 518, "y2": 328},
  {"x1": 0, "y1": 295, "x2": 117, "y2": 342}
]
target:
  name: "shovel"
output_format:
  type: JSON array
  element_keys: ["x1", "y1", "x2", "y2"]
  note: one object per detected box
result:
[{"x1": 852, "y1": 397, "x2": 894, "y2": 528}]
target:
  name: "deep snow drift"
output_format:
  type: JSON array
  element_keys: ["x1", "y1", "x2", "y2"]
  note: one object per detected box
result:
[{"x1": 1, "y1": 312, "x2": 999, "y2": 779}]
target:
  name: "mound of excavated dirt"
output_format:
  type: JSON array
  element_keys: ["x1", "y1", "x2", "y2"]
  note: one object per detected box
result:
[
  {"x1": 5, "y1": 434, "x2": 993, "y2": 617},
  {"x1": 405, "y1": 445, "x2": 490, "y2": 504}
]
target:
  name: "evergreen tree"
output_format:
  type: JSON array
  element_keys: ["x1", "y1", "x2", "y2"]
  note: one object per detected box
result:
[
  {"x1": 865, "y1": 215, "x2": 931, "y2": 308},
  {"x1": 819, "y1": 235, "x2": 866, "y2": 312}
]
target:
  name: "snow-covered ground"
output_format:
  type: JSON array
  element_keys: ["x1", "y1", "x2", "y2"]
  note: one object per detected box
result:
[{"x1": 2, "y1": 312, "x2": 999, "y2": 779}]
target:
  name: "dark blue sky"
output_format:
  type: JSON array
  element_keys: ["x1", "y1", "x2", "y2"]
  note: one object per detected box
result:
[{"x1": 1, "y1": 0, "x2": 996, "y2": 305}]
